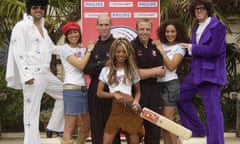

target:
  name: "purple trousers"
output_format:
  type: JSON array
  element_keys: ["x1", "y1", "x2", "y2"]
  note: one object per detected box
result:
[{"x1": 177, "y1": 75, "x2": 224, "y2": 144}]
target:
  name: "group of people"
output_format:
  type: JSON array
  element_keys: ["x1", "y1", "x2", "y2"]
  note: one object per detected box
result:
[{"x1": 5, "y1": 0, "x2": 227, "y2": 144}]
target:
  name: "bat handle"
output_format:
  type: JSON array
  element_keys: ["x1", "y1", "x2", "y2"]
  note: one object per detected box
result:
[{"x1": 125, "y1": 103, "x2": 142, "y2": 113}]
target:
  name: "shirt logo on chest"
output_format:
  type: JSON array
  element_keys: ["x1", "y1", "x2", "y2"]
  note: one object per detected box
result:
[
  {"x1": 117, "y1": 74, "x2": 124, "y2": 83},
  {"x1": 137, "y1": 49, "x2": 143, "y2": 56},
  {"x1": 74, "y1": 52, "x2": 82, "y2": 58},
  {"x1": 152, "y1": 50, "x2": 157, "y2": 57}
]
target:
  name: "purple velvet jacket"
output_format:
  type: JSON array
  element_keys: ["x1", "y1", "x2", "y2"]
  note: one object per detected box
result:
[{"x1": 190, "y1": 16, "x2": 227, "y2": 86}]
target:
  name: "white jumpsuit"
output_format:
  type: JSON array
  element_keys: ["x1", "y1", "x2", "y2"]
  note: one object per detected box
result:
[{"x1": 5, "y1": 14, "x2": 64, "y2": 144}]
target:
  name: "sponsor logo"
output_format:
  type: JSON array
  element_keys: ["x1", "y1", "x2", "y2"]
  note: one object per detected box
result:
[
  {"x1": 111, "y1": 12, "x2": 131, "y2": 18},
  {"x1": 84, "y1": 2, "x2": 104, "y2": 7},
  {"x1": 111, "y1": 26, "x2": 137, "y2": 41},
  {"x1": 138, "y1": 2, "x2": 158, "y2": 7},
  {"x1": 109, "y1": 2, "x2": 133, "y2": 7}
]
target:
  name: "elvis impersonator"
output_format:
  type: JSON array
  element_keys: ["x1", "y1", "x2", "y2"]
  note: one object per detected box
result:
[{"x1": 5, "y1": 0, "x2": 64, "y2": 144}]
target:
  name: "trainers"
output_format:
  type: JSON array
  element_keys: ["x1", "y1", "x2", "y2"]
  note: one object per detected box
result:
[{"x1": 56, "y1": 131, "x2": 63, "y2": 137}]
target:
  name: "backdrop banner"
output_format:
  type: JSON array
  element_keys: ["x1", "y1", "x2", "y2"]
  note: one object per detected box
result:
[{"x1": 81, "y1": 0, "x2": 160, "y2": 46}]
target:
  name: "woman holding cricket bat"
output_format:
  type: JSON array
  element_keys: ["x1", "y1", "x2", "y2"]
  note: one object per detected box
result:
[{"x1": 97, "y1": 37, "x2": 143, "y2": 144}]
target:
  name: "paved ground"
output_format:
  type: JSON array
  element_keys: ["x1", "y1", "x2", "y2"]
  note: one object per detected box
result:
[
  {"x1": 0, "y1": 132, "x2": 240, "y2": 144},
  {"x1": 0, "y1": 132, "x2": 129, "y2": 144}
]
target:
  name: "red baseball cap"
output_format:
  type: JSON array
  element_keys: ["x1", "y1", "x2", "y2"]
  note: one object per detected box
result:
[{"x1": 62, "y1": 22, "x2": 80, "y2": 35}]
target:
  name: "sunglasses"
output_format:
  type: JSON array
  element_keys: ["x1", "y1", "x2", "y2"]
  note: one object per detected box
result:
[
  {"x1": 31, "y1": 5, "x2": 45, "y2": 10},
  {"x1": 194, "y1": 6, "x2": 206, "y2": 11}
]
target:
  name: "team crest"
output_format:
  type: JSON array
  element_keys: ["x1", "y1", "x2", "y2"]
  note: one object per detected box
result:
[
  {"x1": 152, "y1": 50, "x2": 157, "y2": 56},
  {"x1": 137, "y1": 49, "x2": 143, "y2": 56}
]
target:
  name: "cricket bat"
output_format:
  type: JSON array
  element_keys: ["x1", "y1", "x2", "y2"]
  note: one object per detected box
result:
[{"x1": 127, "y1": 103, "x2": 192, "y2": 140}]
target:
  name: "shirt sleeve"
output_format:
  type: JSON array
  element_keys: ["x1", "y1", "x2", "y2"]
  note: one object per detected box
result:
[
  {"x1": 45, "y1": 29, "x2": 60, "y2": 55},
  {"x1": 61, "y1": 45, "x2": 74, "y2": 59},
  {"x1": 176, "y1": 44, "x2": 187, "y2": 56},
  {"x1": 11, "y1": 24, "x2": 34, "y2": 83},
  {"x1": 133, "y1": 73, "x2": 141, "y2": 84},
  {"x1": 98, "y1": 67, "x2": 108, "y2": 84}
]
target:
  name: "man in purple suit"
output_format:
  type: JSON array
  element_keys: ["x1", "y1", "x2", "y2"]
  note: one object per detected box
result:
[{"x1": 177, "y1": 0, "x2": 227, "y2": 144}]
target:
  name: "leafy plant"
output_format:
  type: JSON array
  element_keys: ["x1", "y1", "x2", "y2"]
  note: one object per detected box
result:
[
  {"x1": 40, "y1": 108, "x2": 53, "y2": 123},
  {"x1": 0, "y1": 65, "x2": 23, "y2": 131}
]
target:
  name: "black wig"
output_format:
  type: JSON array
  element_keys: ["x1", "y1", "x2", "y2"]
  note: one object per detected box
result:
[{"x1": 26, "y1": 0, "x2": 48, "y2": 14}]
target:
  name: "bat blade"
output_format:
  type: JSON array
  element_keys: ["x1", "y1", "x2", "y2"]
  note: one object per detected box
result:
[{"x1": 141, "y1": 107, "x2": 192, "y2": 140}]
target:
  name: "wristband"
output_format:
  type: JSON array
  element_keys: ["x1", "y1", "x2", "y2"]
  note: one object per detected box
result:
[{"x1": 87, "y1": 50, "x2": 92, "y2": 53}]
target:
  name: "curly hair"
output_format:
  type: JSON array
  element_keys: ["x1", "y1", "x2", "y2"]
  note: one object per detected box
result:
[
  {"x1": 106, "y1": 37, "x2": 138, "y2": 85},
  {"x1": 189, "y1": 0, "x2": 214, "y2": 18},
  {"x1": 157, "y1": 19, "x2": 190, "y2": 44}
]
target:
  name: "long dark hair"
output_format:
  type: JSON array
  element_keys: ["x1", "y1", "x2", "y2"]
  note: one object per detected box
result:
[{"x1": 157, "y1": 19, "x2": 190, "y2": 44}]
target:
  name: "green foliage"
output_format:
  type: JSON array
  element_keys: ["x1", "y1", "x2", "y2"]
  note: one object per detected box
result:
[
  {"x1": 221, "y1": 43, "x2": 240, "y2": 130},
  {"x1": 40, "y1": 108, "x2": 52, "y2": 123},
  {"x1": 222, "y1": 96, "x2": 237, "y2": 131},
  {"x1": 0, "y1": 65, "x2": 23, "y2": 129},
  {"x1": 192, "y1": 95, "x2": 206, "y2": 123}
]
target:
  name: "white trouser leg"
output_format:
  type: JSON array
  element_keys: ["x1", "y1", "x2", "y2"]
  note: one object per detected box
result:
[
  {"x1": 45, "y1": 72, "x2": 64, "y2": 131},
  {"x1": 23, "y1": 74, "x2": 47, "y2": 144}
]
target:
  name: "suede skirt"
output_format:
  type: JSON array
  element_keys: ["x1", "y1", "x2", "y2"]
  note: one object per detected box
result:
[{"x1": 104, "y1": 100, "x2": 143, "y2": 135}]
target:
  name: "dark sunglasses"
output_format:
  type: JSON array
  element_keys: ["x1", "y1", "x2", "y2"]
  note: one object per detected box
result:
[
  {"x1": 31, "y1": 5, "x2": 46, "y2": 10},
  {"x1": 194, "y1": 6, "x2": 206, "y2": 11}
]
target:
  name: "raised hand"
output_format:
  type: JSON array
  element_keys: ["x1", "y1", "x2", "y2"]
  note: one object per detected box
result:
[{"x1": 87, "y1": 41, "x2": 96, "y2": 52}]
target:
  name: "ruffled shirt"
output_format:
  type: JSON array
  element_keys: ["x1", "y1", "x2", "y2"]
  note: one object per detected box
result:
[{"x1": 5, "y1": 13, "x2": 59, "y2": 89}]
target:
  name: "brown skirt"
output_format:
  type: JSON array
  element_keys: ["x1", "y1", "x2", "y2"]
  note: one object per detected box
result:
[{"x1": 104, "y1": 100, "x2": 143, "y2": 135}]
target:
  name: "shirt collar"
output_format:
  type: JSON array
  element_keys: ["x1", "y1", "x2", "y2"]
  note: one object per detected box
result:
[
  {"x1": 23, "y1": 13, "x2": 45, "y2": 27},
  {"x1": 199, "y1": 17, "x2": 211, "y2": 26}
]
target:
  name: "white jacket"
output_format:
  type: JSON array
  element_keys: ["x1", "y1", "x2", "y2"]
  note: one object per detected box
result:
[{"x1": 5, "y1": 13, "x2": 60, "y2": 89}]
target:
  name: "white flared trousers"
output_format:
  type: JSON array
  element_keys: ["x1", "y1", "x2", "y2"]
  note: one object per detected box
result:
[{"x1": 22, "y1": 72, "x2": 64, "y2": 144}]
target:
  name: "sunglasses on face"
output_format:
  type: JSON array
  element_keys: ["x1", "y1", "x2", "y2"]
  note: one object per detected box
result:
[
  {"x1": 194, "y1": 6, "x2": 206, "y2": 11},
  {"x1": 31, "y1": 5, "x2": 45, "y2": 10}
]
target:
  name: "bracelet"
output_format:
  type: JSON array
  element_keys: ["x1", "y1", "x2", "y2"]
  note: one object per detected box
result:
[{"x1": 87, "y1": 50, "x2": 92, "y2": 53}]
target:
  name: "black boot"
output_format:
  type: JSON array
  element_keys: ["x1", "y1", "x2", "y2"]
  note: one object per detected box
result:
[
  {"x1": 56, "y1": 131, "x2": 63, "y2": 137},
  {"x1": 46, "y1": 129, "x2": 53, "y2": 138}
]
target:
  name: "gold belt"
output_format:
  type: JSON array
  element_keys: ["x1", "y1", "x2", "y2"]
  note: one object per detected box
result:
[{"x1": 63, "y1": 84, "x2": 88, "y2": 91}]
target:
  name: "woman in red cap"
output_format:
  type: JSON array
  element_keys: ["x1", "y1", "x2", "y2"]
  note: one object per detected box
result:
[{"x1": 60, "y1": 22, "x2": 95, "y2": 144}]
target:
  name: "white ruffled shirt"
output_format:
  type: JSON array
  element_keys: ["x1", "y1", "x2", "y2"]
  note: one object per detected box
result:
[{"x1": 5, "y1": 13, "x2": 59, "y2": 89}]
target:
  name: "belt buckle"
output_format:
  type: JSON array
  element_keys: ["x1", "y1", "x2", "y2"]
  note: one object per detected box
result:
[{"x1": 80, "y1": 86, "x2": 87, "y2": 91}]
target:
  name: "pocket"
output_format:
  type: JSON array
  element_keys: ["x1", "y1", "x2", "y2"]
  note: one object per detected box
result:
[{"x1": 167, "y1": 81, "x2": 180, "y2": 102}]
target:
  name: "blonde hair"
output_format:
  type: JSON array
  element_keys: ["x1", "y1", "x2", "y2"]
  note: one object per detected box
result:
[
  {"x1": 136, "y1": 18, "x2": 153, "y2": 29},
  {"x1": 106, "y1": 37, "x2": 138, "y2": 85}
]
